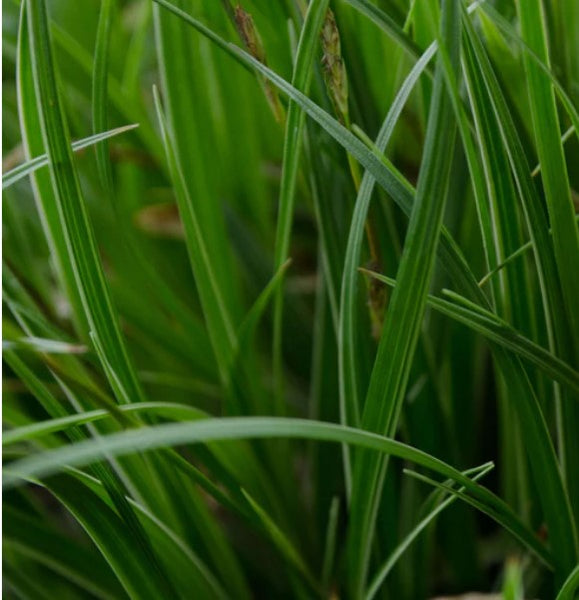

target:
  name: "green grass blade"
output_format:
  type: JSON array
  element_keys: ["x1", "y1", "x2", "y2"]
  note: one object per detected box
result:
[
  {"x1": 437, "y1": 8, "x2": 533, "y2": 572},
  {"x1": 3, "y1": 402, "x2": 205, "y2": 446},
  {"x1": 3, "y1": 561, "x2": 57, "y2": 600},
  {"x1": 366, "y1": 463, "x2": 494, "y2": 600},
  {"x1": 462, "y1": 11, "x2": 579, "y2": 579},
  {"x1": 341, "y1": 0, "x2": 425, "y2": 63},
  {"x1": 479, "y1": 2, "x2": 579, "y2": 144},
  {"x1": 502, "y1": 558, "x2": 524, "y2": 600},
  {"x1": 556, "y1": 564, "x2": 579, "y2": 600},
  {"x1": 63, "y1": 471, "x2": 230, "y2": 599},
  {"x1": 3, "y1": 348, "x2": 268, "y2": 598},
  {"x1": 461, "y1": 10, "x2": 564, "y2": 362},
  {"x1": 516, "y1": 0, "x2": 579, "y2": 530},
  {"x1": 3, "y1": 353, "x2": 181, "y2": 599},
  {"x1": 26, "y1": 0, "x2": 145, "y2": 406},
  {"x1": 2, "y1": 124, "x2": 138, "y2": 189},
  {"x1": 241, "y1": 489, "x2": 320, "y2": 595},
  {"x1": 153, "y1": 0, "x2": 242, "y2": 331},
  {"x1": 152, "y1": 86, "x2": 237, "y2": 387},
  {"x1": 48, "y1": 19, "x2": 163, "y2": 166},
  {"x1": 16, "y1": 4, "x2": 88, "y2": 336},
  {"x1": 347, "y1": 1, "x2": 460, "y2": 594},
  {"x1": 150, "y1": 95, "x2": 283, "y2": 526},
  {"x1": 4, "y1": 506, "x2": 124, "y2": 600},
  {"x1": 338, "y1": 38, "x2": 437, "y2": 494},
  {"x1": 40, "y1": 475, "x2": 182, "y2": 599},
  {"x1": 272, "y1": 0, "x2": 330, "y2": 414},
  {"x1": 3, "y1": 416, "x2": 551, "y2": 568},
  {"x1": 459, "y1": 15, "x2": 535, "y2": 342},
  {"x1": 305, "y1": 127, "x2": 347, "y2": 328},
  {"x1": 92, "y1": 0, "x2": 115, "y2": 194},
  {"x1": 321, "y1": 497, "x2": 340, "y2": 592},
  {"x1": 3, "y1": 336, "x2": 87, "y2": 355},
  {"x1": 231, "y1": 259, "x2": 291, "y2": 414},
  {"x1": 478, "y1": 215, "x2": 579, "y2": 288},
  {"x1": 3, "y1": 349, "x2": 125, "y2": 429},
  {"x1": 361, "y1": 269, "x2": 579, "y2": 394}
]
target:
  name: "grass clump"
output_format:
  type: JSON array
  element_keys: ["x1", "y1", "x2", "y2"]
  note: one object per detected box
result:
[{"x1": 2, "y1": 0, "x2": 579, "y2": 598}]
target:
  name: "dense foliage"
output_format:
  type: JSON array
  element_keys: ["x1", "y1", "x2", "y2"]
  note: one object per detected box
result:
[{"x1": 3, "y1": 0, "x2": 579, "y2": 597}]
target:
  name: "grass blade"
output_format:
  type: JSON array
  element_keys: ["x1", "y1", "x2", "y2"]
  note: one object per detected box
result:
[
  {"x1": 462, "y1": 11, "x2": 579, "y2": 579},
  {"x1": 152, "y1": 86, "x2": 237, "y2": 387},
  {"x1": 347, "y1": 2, "x2": 460, "y2": 594},
  {"x1": 516, "y1": 0, "x2": 579, "y2": 530},
  {"x1": 272, "y1": 0, "x2": 330, "y2": 414},
  {"x1": 338, "y1": 37, "x2": 437, "y2": 496},
  {"x1": 342, "y1": 0, "x2": 425, "y2": 63},
  {"x1": 153, "y1": 0, "x2": 243, "y2": 333},
  {"x1": 3, "y1": 402, "x2": 204, "y2": 446},
  {"x1": 361, "y1": 269, "x2": 579, "y2": 394},
  {"x1": 478, "y1": 2, "x2": 579, "y2": 144},
  {"x1": 16, "y1": 4, "x2": 88, "y2": 336},
  {"x1": 4, "y1": 506, "x2": 123, "y2": 599},
  {"x1": 556, "y1": 565, "x2": 579, "y2": 600},
  {"x1": 366, "y1": 463, "x2": 494, "y2": 600},
  {"x1": 2, "y1": 124, "x2": 138, "y2": 189},
  {"x1": 40, "y1": 475, "x2": 181, "y2": 599},
  {"x1": 26, "y1": 0, "x2": 145, "y2": 405},
  {"x1": 3, "y1": 415, "x2": 551, "y2": 569},
  {"x1": 92, "y1": 0, "x2": 115, "y2": 193}
]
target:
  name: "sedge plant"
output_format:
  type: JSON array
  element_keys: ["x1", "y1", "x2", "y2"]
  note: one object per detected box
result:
[{"x1": 2, "y1": 0, "x2": 579, "y2": 598}]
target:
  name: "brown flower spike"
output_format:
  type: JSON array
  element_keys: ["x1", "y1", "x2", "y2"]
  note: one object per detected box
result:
[
  {"x1": 320, "y1": 9, "x2": 349, "y2": 125},
  {"x1": 234, "y1": 4, "x2": 285, "y2": 124}
]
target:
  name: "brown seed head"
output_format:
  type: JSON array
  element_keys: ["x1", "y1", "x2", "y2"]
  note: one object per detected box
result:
[
  {"x1": 320, "y1": 9, "x2": 349, "y2": 123},
  {"x1": 234, "y1": 5, "x2": 266, "y2": 63},
  {"x1": 233, "y1": 4, "x2": 285, "y2": 124}
]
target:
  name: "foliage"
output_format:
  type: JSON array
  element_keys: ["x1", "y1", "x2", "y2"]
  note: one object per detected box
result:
[{"x1": 3, "y1": 0, "x2": 579, "y2": 597}]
